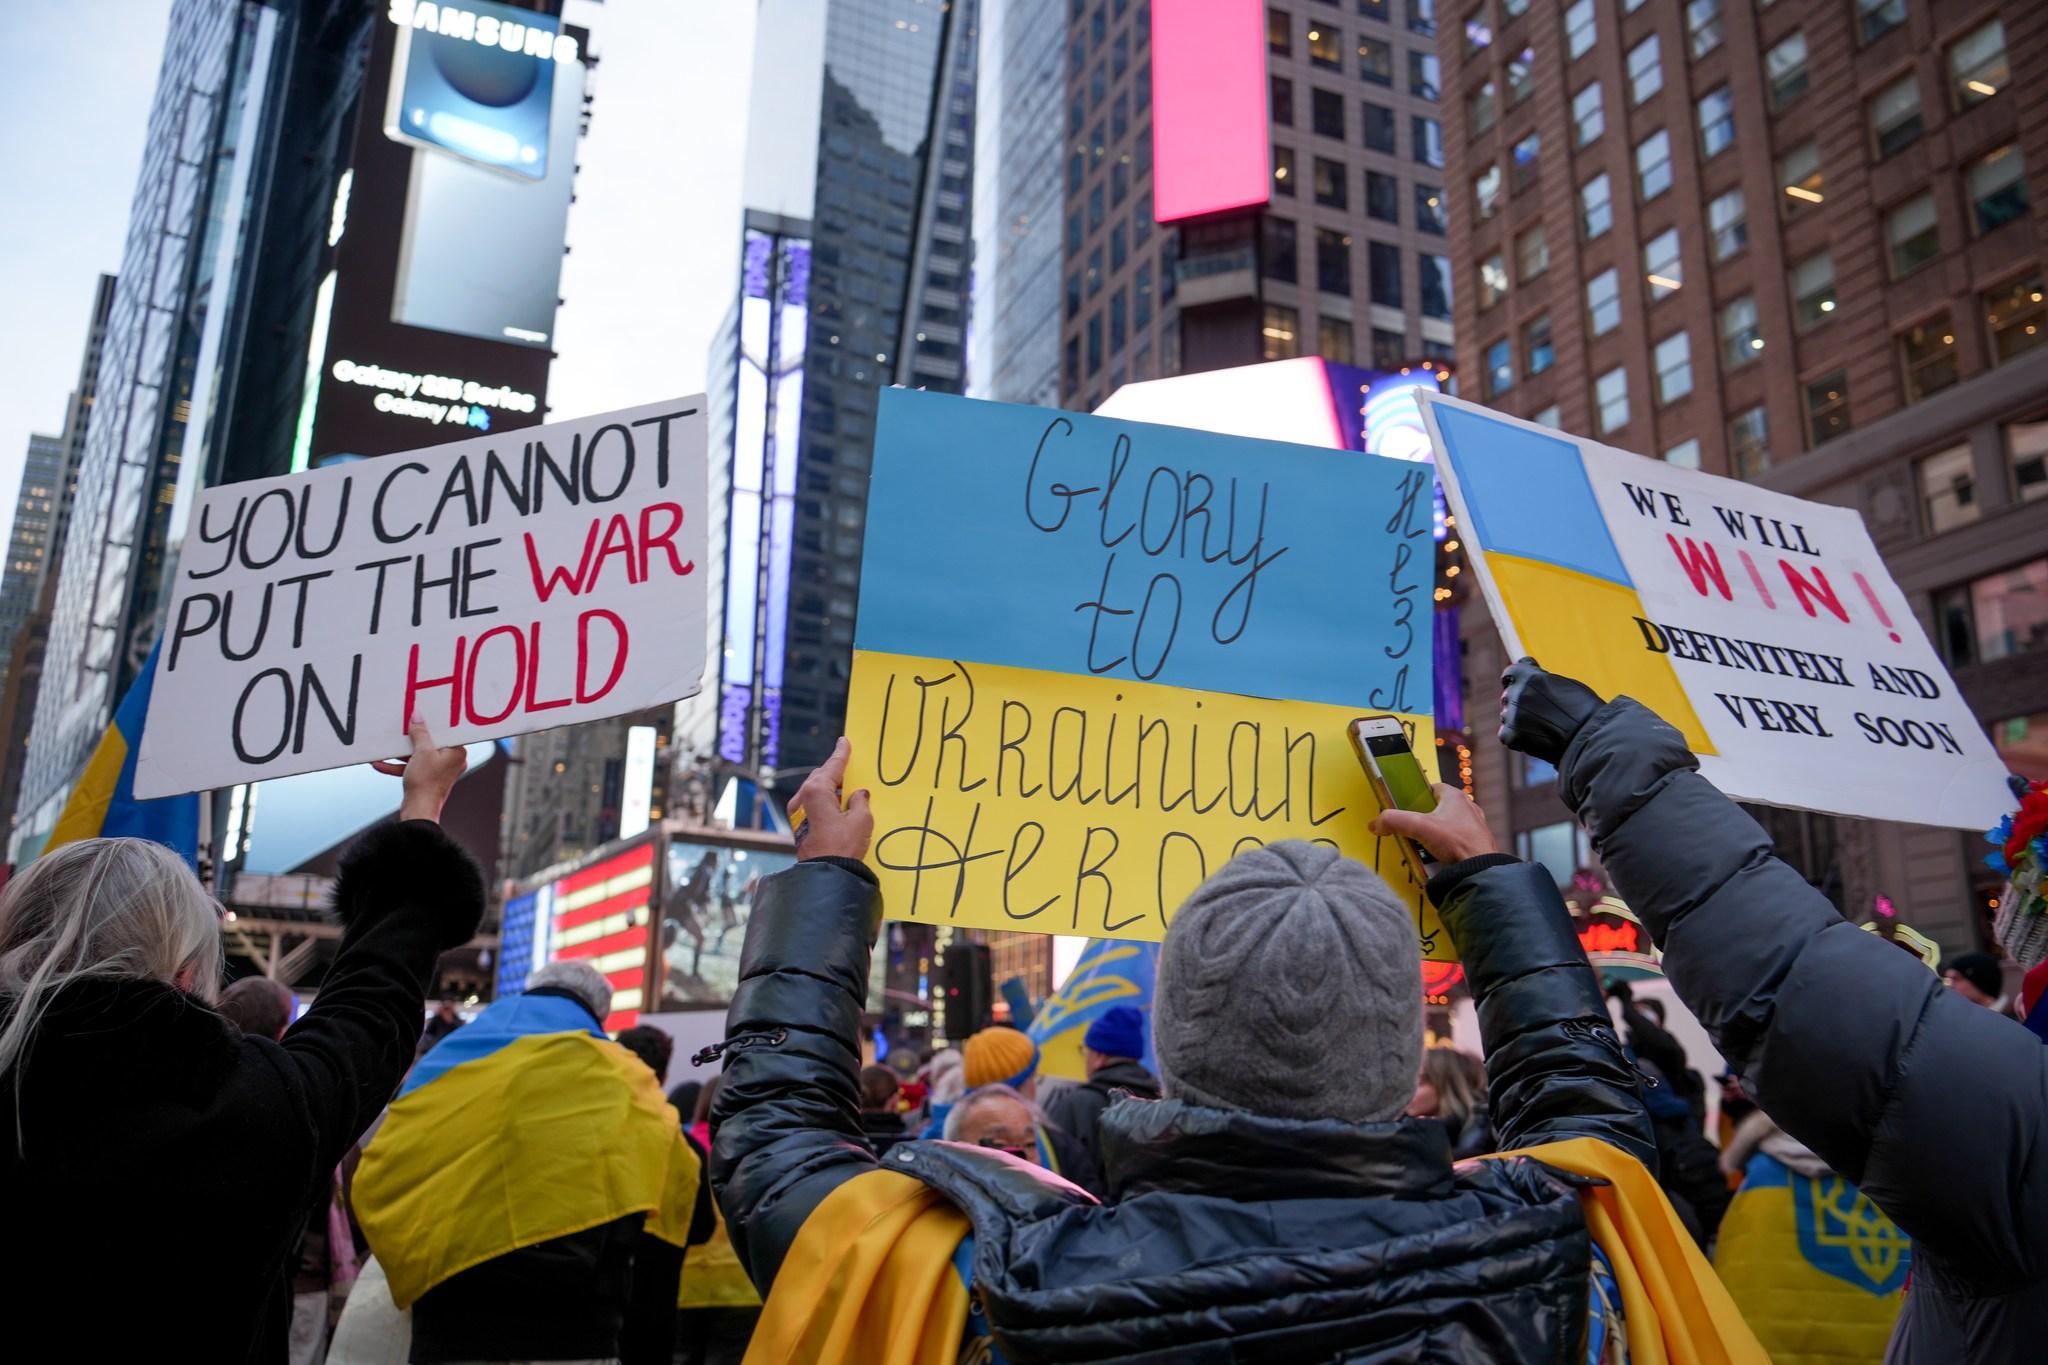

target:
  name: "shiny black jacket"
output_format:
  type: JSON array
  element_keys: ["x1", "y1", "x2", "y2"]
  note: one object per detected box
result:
[
  {"x1": 712, "y1": 853, "x2": 1653, "y2": 1361},
  {"x1": 1556, "y1": 699, "x2": 2048, "y2": 1363}
]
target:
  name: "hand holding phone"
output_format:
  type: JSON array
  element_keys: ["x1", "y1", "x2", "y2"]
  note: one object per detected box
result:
[{"x1": 1349, "y1": 717, "x2": 1440, "y2": 886}]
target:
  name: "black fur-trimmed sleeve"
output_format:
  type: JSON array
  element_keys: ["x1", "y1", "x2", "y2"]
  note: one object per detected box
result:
[{"x1": 330, "y1": 818, "x2": 487, "y2": 948}]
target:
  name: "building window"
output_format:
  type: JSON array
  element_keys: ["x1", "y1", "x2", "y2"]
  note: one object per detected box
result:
[
  {"x1": 1517, "y1": 223, "x2": 1548, "y2": 281},
  {"x1": 1320, "y1": 316, "x2": 1355, "y2": 364},
  {"x1": 1135, "y1": 263, "x2": 1153, "y2": 326},
  {"x1": 1271, "y1": 75, "x2": 1295, "y2": 126},
  {"x1": 1273, "y1": 143, "x2": 1297, "y2": 195},
  {"x1": 1360, "y1": 0, "x2": 1389, "y2": 19},
  {"x1": 1314, "y1": 156, "x2": 1348, "y2": 208},
  {"x1": 1313, "y1": 88, "x2": 1346, "y2": 138},
  {"x1": 1464, "y1": 8, "x2": 1492, "y2": 56},
  {"x1": 1778, "y1": 141, "x2": 1823, "y2": 214},
  {"x1": 1420, "y1": 252, "x2": 1453, "y2": 318},
  {"x1": 1511, "y1": 131, "x2": 1541, "y2": 192},
  {"x1": 1936, "y1": 558, "x2": 2048, "y2": 665},
  {"x1": 1470, "y1": 79, "x2": 1498, "y2": 135},
  {"x1": 1730, "y1": 405, "x2": 1770, "y2": 479},
  {"x1": 1969, "y1": 145, "x2": 2031, "y2": 236},
  {"x1": 1485, "y1": 338, "x2": 1514, "y2": 397},
  {"x1": 1415, "y1": 184, "x2": 1447, "y2": 234},
  {"x1": 1524, "y1": 312, "x2": 1554, "y2": 375},
  {"x1": 1088, "y1": 245, "x2": 1103, "y2": 295},
  {"x1": 1720, "y1": 295, "x2": 1762, "y2": 366},
  {"x1": 1885, "y1": 194, "x2": 1939, "y2": 278},
  {"x1": 1686, "y1": 0, "x2": 1723, "y2": 57},
  {"x1": 1533, "y1": 405, "x2": 1561, "y2": 428},
  {"x1": 1474, "y1": 163, "x2": 1503, "y2": 218},
  {"x1": 1410, "y1": 50, "x2": 1441, "y2": 100},
  {"x1": 1949, "y1": 20, "x2": 2008, "y2": 109},
  {"x1": 1410, "y1": 0, "x2": 1438, "y2": 36},
  {"x1": 1135, "y1": 192, "x2": 1152, "y2": 243},
  {"x1": 1643, "y1": 227, "x2": 1682, "y2": 300},
  {"x1": 1663, "y1": 438, "x2": 1701, "y2": 470},
  {"x1": 1564, "y1": 0, "x2": 1595, "y2": 61},
  {"x1": 1587, "y1": 268, "x2": 1621, "y2": 336},
  {"x1": 1765, "y1": 32, "x2": 1809, "y2": 109},
  {"x1": 1626, "y1": 34, "x2": 1661, "y2": 105},
  {"x1": 1317, "y1": 227, "x2": 1353, "y2": 294},
  {"x1": 1372, "y1": 328, "x2": 1407, "y2": 369},
  {"x1": 1572, "y1": 82, "x2": 1603, "y2": 147},
  {"x1": 1110, "y1": 290, "x2": 1127, "y2": 350},
  {"x1": 1698, "y1": 86, "x2": 1734, "y2": 158},
  {"x1": 1654, "y1": 331, "x2": 1693, "y2": 403},
  {"x1": 1359, "y1": 36, "x2": 1393, "y2": 84},
  {"x1": 1918, "y1": 444, "x2": 1978, "y2": 534},
  {"x1": 2010, "y1": 421, "x2": 2048, "y2": 504},
  {"x1": 1857, "y1": 0, "x2": 1905, "y2": 45},
  {"x1": 1367, "y1": 170, "x2": 1400, "y2": 222},
  {"x1": 1413, "y1": 116, "x2": 1445, "y2": 167},
  {"x1": 1805, "y1": 371, "x2": 1851, "y2": 446},
  {"x1": 1088, "y1": 313, "x2": 1103, "y2": 375},
  {"x1": 1791, "y1": 252, "x2": 1837, "y2": 328},
  {"x1": 1268, "y1": 6, "x2": 1291, "y2": 53},
  {"x1": 1502, "y1": 0, "x2": 1529, "y2": 16},
  {"x1": 1310, "y1": 20, "x2": 1342, "y2": 68},
  {"x1": 1262, "y1": 303, "x2": 1300, "y2": 360},
  {"x1": 1263, "y1": 216, "x2": 1299, "y2": 283},
  {"x1": 1635, "y1": 129, "x2": 1672, "y2": 200},
  {"x1": 1985, "y1": 274, "x2": 2047, "y2": 363},
  {"x1": 1479, "y1": 251, "x2": 1509, "y2": 308},
  {"x1": 1363, "y1": 101, "x2": 1396, "y2": 152},
  {"x1": 1371, "y1": 241, "x2": 1404, "y2": 307},
  {"x1": 1111, "y1": 223, "x2": 1127, "y2": 270},
  {"x1": 1580, "y1": 172, "x2": 1612, "y2": 239},
  {"x1": 1869, "y1": 75, "x2": 1922, "y2": 159},
  {"x1": 1065, "y1": 271, "x2": 1081, "y2": 321},
  {"x1": 1594, "y1": 366, "x2": 1629, "y2": 434},
  {"x1": 1506, "y1": 46, "x2": 1536, "y2": 106},
  {"x1": 1709, "y1": 188, "x2": 1747, "y2": 259}
]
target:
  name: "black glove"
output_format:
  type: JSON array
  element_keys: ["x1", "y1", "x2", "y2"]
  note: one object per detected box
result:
[
  {"x1": 1499, "y1": 657, "x2": 1605, "y2": 765},
  {"x1": 1605, "y1": 977, "x2": 1633, "y2": 1004}
]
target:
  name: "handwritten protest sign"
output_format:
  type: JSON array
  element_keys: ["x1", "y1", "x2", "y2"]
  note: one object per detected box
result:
[
  {"x1": 1419, "y1": 392, "x2": 2012, "y2": 830},
  {"x1": 846, "y1": 390, "x2": 1449, "y2": 956},
  {"x1": 133, "y1": 398, "x2": 708, "y2": 798}
]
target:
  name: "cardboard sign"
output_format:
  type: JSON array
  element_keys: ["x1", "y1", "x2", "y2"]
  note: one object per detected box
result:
[
  {"x1": 846, "y1": 390, "x2": 1450, "y2": 956},
  {"x1": 134, "y1": 398, "x2": 708, "y2": 798},
  {"x1": 1419, "y1": 392, "x2": 2012, "y2": 830}
]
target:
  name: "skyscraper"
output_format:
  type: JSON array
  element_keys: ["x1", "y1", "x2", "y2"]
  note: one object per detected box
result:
[
  {"x1": 1437, "y1": 0, "x2": 2046, "y2": 950},
  {"x1": 0, "y1": 436, "x2": 65, "y2": 687}
]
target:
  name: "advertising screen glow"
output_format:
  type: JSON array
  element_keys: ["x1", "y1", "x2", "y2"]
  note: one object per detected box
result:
[{"x1": 1151, "y1": 0, "x2": 1271, "y2": 223}]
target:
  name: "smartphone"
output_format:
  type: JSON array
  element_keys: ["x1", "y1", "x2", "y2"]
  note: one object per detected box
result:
[
  {"x1": 1349, "y1": 716, "x2": 1438, "y2": 887},
  {"x1": 384, "y1": 1, "x2": 559, "y2": 181}
]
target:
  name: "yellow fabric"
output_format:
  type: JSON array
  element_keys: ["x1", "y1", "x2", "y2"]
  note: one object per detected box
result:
[
  {"x1": 742, "y1": 1169, "x2": 970, "y2": 1365},
  {"x1": 44, "y1": 724, "x2": 127, "y2": 851},
  {"x1": 1486, "y1": 1138, "x2": 1768, "y2": 1365},
  {"x1": 353, "y1": 1031, "x2": 701, "y2": 1307},
  {"x1": 962, "y1": 1025, "x2": 1037, "y2": 1089},
  {"x1": 679, "y1": 1204, "x2": 762, "y2": 1310},
  {"x1": 1713, "y1": 1171, "x2": 1907, "y2": 1365}
]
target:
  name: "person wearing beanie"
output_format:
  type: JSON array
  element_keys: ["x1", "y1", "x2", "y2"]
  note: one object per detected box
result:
[
  {"x1": 1942, "y1": 950, "x2": 2004, "y2": 1008},
  {"x1": 1042, "y1": 1004, "x2": 1159, "y2": 1190},
  {"x1": 700, "y1": 738, "x2": 1752, "y2": 1363}
]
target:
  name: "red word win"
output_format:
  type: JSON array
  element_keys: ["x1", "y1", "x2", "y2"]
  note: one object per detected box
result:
[{"x1": 1663, "y1": 535, "x2": 1901, "y2": 641}]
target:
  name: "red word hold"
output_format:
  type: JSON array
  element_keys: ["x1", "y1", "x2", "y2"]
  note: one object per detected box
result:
[{"x1": 404, "y1": 608, "x2": 629, "y2": 730}]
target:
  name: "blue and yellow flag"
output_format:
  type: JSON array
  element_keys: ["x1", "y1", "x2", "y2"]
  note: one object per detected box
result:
[
  {"x1": 354, "y1": 993, "x2": 701, "y2": 1308},
  {"x1": 46, "y1": 641, "x2": 198, "y2": 867},
  {"x1": 1028, "y1": 938, "x2": 1157, "y2": 1083}
]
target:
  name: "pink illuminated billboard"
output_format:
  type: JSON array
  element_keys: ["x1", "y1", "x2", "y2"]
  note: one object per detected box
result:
[{"x1": 1151, "y1": 0, "x2": 1272, "y2": 223}]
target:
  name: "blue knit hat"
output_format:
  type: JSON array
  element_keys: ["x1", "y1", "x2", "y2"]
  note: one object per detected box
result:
[{"x1": 1082, "y1": 1005, "x2": 1147, "y2": 1061}]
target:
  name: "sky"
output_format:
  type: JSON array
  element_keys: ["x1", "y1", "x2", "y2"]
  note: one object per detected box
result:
[{"x1": 0, "y1": 0, "x2": 757, "y2": 556}]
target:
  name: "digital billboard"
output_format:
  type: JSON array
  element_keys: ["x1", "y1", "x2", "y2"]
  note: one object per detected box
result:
[
  {"x1": 656, "y1": 836, "x2": 796, "y2": 1009},
  {"x1": 545, "y1": 840, "x2": 656, "y2": 1030},
  {"x1": 1150, "y1": 0, "x2": 1271, "y2": 223}
]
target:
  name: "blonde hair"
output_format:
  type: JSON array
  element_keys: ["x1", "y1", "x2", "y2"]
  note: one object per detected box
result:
[
  {"x1": 1418, "y1": 1047, "x2": 1487, "y2": 1130},
  {"x1": 0, "y1": 839, "x2": 224, "y2": 1143}
]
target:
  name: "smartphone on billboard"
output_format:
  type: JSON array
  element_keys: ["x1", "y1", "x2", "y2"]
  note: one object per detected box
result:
[
  {"x1": 1349, "y1": 716, "x2": 1438, "y2": 887},
  {"x1": 384, "y1": 0, "x2": 557, "y2": 181}
]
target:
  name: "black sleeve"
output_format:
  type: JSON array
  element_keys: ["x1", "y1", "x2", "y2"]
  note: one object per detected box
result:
[
  {"x1": 269, "y1": 820, "x2": 484, "y2": 1176},
  {"x1": 620, "y1": 1232, "x2": 686, "y2": 1365},
  {"x1": 1431, "y1": 857, "x2": 1658, "y2": 1170},
  {"x1": 710, "y1": 861, "x2": 886, "y2": 1289},
  {"x1": 682, "y1": 1129, "x2": 716, "y2": 1246}
]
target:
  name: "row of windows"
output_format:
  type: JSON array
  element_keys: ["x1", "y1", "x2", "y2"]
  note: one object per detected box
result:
[
  {"x1": 1261, "y1": 219, "x2": 1453, "y2": 318},
  {"x1": 1261, "y1": 303, "x2": 1456, "y2": 370},
  {"x1": 1272, "y1": 79, "x2": 1445, "y2": 167},
  {"x1": 1270, "y1": 7, "x2": 1442, "y2": 103},
  {"x1": 1272, "y1": 146, "x2": 1447, "y2": 233}
]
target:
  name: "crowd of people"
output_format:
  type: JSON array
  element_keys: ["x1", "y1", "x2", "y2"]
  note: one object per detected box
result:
[{"x1": 4, "y1": 665, "x2": 2046, "y2": 1363}]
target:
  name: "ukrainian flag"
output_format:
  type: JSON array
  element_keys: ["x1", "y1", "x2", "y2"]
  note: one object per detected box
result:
[
  {"x1": 45, "y1": 641, "x2": 199, "y2": 867},
  {"x1": 1029, "y1": 938, "x2": 1158, "y2": 1082},
  {"x1": 353, "y1": 992, "x2": 701, "y2": 1308}
]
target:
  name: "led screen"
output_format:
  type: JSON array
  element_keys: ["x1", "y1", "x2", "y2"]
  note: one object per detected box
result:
[{"x1": 1151, "y1": 0, "x2": 1271, "y2": 222}]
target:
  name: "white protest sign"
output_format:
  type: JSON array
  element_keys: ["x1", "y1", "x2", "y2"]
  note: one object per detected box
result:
[
  {"x1": 1419, "y1": 391, "x2": 2013, "y2": 830},
  {"x1": 134, "y1": 397, "x2": 708, "y2": 798}
]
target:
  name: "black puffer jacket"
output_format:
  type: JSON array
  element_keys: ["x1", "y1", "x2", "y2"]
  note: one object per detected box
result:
[
  {"x1": 712, "y1": 854, "x2": 1654, "y2": 1361},
  {"x1": 1041, "y1": 1057, "x2": 1160, "y2": 1190},
  {"x1": 0, "y1": 820, "x2": 484, "y2": 1363},
  {"x1": 1555, "y1": 698, "x2": 2048, "y2": 1362}
]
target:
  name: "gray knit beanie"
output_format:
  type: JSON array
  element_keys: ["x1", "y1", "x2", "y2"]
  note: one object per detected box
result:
[{"x1": 1153, "y1": 840, "x2": 1423, "y2": 1124}]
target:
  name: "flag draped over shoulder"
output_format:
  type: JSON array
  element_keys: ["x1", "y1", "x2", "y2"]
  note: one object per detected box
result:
[
  {"x1": 353, "y1": 993, "x2": 701, "y2": 1308},
  {"x1": 45, "y1": 641, "x2": 198, "y2": 867},
  {"x1": 1028, "y1": 939, "x2": 1157, "y2": 1082}
]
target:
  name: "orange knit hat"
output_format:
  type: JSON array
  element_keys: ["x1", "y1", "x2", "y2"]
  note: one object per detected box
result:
[{"x1": 961, "y1": 1025, "x2": 1039, "y2": 1089}]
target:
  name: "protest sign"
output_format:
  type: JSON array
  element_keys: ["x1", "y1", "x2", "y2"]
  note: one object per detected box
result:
[
  {"x1": 846, "y1": 389, "x2": 1450, "y2": 956},
  {"x1": 133, "y1": 398, "x2": 708, "y2": 798},
  {"x1": 1418, "y1": 391, "x2": 2013, "y2": 830}
]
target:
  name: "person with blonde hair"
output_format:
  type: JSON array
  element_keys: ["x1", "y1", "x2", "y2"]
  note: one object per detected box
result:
[
  {"x1": 0, "y1": 720, "x2": 480, "y2": 1361},
  {"x1": 1408, "y1": 1047, "x2": 1494, "y2": 1157}
]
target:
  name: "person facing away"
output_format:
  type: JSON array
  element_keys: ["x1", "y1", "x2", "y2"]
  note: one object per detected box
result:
[
  {"x1": 0, "y1": 720, "x2": 480, "y2": 1363},
  {"x1": 219, "y1": 975, "x2": 296, "y2": 1041},
  {"x1": 1495, "y1": 657, "x2": 2048, "y2": 1362},
  {"x1": 1941, "y1": 950, "x2": 2004, "y2": 1009},
  {"x1": 858, "y1": 1063, "x2": 911, "y2": 1157},
  {"x1": 1407, "y1": 1046, "x2": 1494, "y2": 1158},
  {"x1": 1040, "y1": 1004, "x2": 1161, "y2": 1177},
  {"x1": 350, "y1": 958, "x2": 703, "y2": 1365},
  {"x1": 705, "y1": 738, "x2": 1761, "y2": 1362}
]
